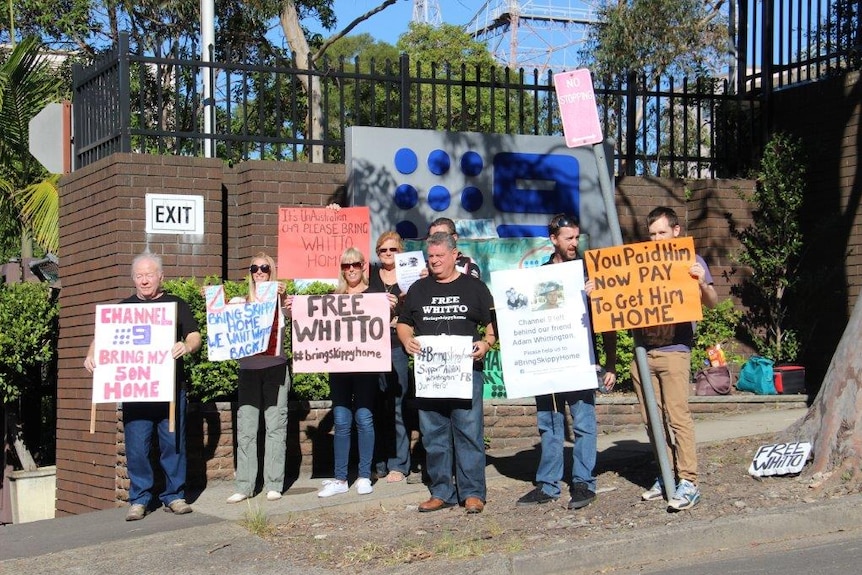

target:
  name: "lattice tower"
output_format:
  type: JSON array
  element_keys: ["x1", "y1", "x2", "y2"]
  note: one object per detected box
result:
[
  {"x1": 412, "y1": 0, "x2": 443, "y2": 25},
  {"x1": 464, "y1": 0, "x2": 598, "y2": 72}
]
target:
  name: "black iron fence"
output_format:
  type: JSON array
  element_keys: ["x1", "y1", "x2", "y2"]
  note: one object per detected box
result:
[{"x1": 73, "y1": 0, "x2": 860, "y2": 177}]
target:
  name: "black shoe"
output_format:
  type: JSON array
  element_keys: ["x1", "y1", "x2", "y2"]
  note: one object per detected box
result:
[
  {"x1": 516, "y1": 487, "x2": 558, "y2": 506},
  {"x1": 567, "y1": 482, "x2": 596, "y2": 510}
]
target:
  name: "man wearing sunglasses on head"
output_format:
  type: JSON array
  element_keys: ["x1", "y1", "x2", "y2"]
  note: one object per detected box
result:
[
  {"x1": 427, "y1": 217, "x2": 481, "y2": 280},
  {"x1": 517, "y1": 214, "x2": 617, "y2": 511}
]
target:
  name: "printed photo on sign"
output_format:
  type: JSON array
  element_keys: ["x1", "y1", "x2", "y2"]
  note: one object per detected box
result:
[
  {"x1": 749, "y1": 441, "x2": 812, "y2": 477},
  {"x1": 413, "y1": 335, "x2": 474, "y2": 400},
  {"x1": 491, "y1": 260, "x2": 597, "y2": 399},
  {"x1": 277, "y1": 206, "x2": 371, "y2": 279},
  {"x1": 291, "y1": 292, "x2": 391, "y2": 373},
  {"x1": 395, "y1": 250, "x2": 425, "y2": 293},
  {"x1": 205, "y1": 282, "x2": 282, "y2": 361},
  {"x1": 92, "y1": 303, "x2": 178, "y2": 403},
  {"x1": 583, "y1": 236, "x2": 702, "y2": 333}
]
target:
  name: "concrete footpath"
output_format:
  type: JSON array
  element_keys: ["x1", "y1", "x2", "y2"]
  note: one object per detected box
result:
[{"x1": 4, "y1": 407, "x2": 861, "y2": 575}]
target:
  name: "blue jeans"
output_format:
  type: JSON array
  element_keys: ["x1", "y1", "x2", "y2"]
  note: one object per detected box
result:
[
  {"x1": 418, "y1": 370, "x2": 485, "y2": 504},
  {"x1": 235, "y1": 363, "x2": 289, "y2": 495},
  {"x1": 123, "y1": 388, "x2": 187, "y2": 507},
  {"x1": 534, "y1": 390, "x2": 597, "y2": 497},
  {"x1": 330, "y1": 373, "x2": 377, "y2": 481},
  {"x1": 378, "y1": 345, "x2": 411, "y2": 475}
]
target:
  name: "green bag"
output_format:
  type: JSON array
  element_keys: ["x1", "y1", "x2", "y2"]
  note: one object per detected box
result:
[{"x1": 736, "y1": 356, "x2": 776, "y2": 394}]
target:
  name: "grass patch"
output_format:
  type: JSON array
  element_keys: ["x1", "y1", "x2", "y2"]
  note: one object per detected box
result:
[{"x1": 239, "y1": 504, "x2": 275, "y2": 537}]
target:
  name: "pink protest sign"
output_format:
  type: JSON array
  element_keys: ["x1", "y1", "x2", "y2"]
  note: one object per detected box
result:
[
  {"x1": 553, "y1": 69, "x2": 603, "y2": 148},
  {"x1": 277, "y1": 206, "x2": 371, "y2": 279},
  {"x1": 91, "y1": 303, "x2": 178, "y2": 403},
  {"x1": 290, "y1": 292, "x2": 391, "y2": 373}
]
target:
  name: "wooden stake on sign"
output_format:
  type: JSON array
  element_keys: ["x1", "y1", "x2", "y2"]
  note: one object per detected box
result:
[
  {"x1": 169, "y1": 401, "x2": 176, "y2": 433},
  {"x1": 90, "y1": 403, "x2": 96, "y2": 434}
]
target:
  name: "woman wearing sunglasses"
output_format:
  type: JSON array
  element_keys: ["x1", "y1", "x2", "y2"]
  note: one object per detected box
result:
[
  {"x1": 367, "y1": 231, "x2": 412, "y2": 483},
  {"x1": 318, "y1": 247, "x2": 378, "y2": 497},
  {"x1": 225, "y1": 253, "x2": 290, "y2": 504}
]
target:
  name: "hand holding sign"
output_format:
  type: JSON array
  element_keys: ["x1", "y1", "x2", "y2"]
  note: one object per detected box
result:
[{"x1": 205, "y1": 282, "x2": 281, "y2": 361}]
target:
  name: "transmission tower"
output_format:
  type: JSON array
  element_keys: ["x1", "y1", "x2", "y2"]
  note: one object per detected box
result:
[
  {"x1": 412, "y1": 0, "x2": 442, "y2": 25},
  {"x1": 465, "y1": 0, "x2": 597, "y2": 72}
]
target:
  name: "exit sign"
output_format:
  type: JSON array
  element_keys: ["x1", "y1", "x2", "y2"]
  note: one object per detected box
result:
[{"x1": 145, "y1": 194, "x2": 204, "y2": 234}]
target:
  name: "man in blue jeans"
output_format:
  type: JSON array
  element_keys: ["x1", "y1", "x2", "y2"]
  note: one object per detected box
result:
[
  {"x1": 517, "y1": 214, "x2": 617, "y2": 510},
  {"x1": 85, "y1": 253, "x2": 202, "y2": 521},
  {"x1": 397, "y1": 232, "x2": 496, "y2": 514}
]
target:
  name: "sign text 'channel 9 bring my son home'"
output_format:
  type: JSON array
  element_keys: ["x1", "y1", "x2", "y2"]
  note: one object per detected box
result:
[{"x1": 92, "y1": 303, "x2": 177, "y2": 403}]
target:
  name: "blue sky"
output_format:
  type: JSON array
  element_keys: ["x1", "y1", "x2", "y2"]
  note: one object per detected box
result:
[{"x1": 304, "y1": 0, "x2": 480, "y2": 46}]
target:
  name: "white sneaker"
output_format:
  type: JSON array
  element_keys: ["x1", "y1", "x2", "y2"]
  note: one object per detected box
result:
[
  {"x1": 318, "y1": 479, "x2": 348, "y2": 498},
  {"x1": 641, "y1": 479, "x2": 664, "y2": 501},
  {"x1": 226, "y1": 493, "x2": 248, "y2": 504},
  {"x1": 266, "y1": 490, "x2": 282, "y2": 501},
  {"x1": 667, "y1": 479, "x2": 701, "y2": 511},
  {"x1": 356, "y1": 478, "x2": 373, "y2": 495}
]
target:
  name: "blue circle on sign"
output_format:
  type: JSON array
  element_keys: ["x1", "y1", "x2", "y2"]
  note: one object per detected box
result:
[
  {"x1": 394, "y1": 148, "x2": 418, "y2": 174},
  {"x1": 428, "y1": 185, "x2": 451, "y2": 211},
  {"x1": 396, "y1": 220, "x2": 419, "y2": 239},
  {"x1": 461, "y1": 186, "x2": 483, "y2": 212},
  {"x1": 461, "y1": 151, "x2": 483, "y2": 176},
  {"x1": 428, "y1": 150, "x2": 451, "y2": 175},
  {"x1": 394, "y1": 184, "x2": 419, "y2": 209}
]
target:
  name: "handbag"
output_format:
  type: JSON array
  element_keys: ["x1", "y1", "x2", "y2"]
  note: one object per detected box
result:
[
  {"x1": 736, "y1": 356, "x2": 777, "y2": 394},
  {"x1": 694, "y1": 365, "x2": 732, "y2": 396}
]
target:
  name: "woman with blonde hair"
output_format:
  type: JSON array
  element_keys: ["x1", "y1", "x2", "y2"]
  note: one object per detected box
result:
[
  {"x1": 318, "y1": 247, "x2": 378, "y2": 497},
  {"x1": 225, "y1": 252, "x2": 290, "y2": 504}
]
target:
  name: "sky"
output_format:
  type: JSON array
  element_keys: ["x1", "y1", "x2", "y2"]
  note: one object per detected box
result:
[{"x1": 304, "y1": 0, "x2": 481, "y2": 46}]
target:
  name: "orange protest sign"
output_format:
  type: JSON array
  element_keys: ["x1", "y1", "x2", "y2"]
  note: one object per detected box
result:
[
  {"x1": 583, "y1": 237, "x2": 703, "y2": 332},
  {"x1": 277, "y1": 206, "x2": 371, "y2": 279}
]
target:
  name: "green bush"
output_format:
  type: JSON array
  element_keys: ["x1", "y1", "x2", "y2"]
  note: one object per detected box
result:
[
  {"x1": 285, "y1": 281, "x2": 335, "y2": 401},
  {"x1": 0, "y1": 282, "x2": 58, "y2": 403}
]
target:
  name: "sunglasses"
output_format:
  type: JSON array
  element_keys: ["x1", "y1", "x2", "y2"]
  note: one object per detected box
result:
[
  {"x1": 377, "y1": 247, "x2": 399, "y2": 254},
  {"x1": 249, "y1": 264, "x2": 271, "y2": 274},
  {"x1": 340, "y1": 261, "x2": 364, "y2": 270},
  {"x1": 549, "y1": 215, "x2": 579, "y2": 234}
]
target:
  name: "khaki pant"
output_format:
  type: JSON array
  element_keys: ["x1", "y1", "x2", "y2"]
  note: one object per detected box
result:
[{"x1": 630, "y1": 350, "x2": 697, "y2": 484}]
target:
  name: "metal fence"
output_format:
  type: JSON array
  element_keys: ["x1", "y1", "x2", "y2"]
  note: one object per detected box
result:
[{"x1": 73, "y1": 0, "x2": 860, "y2": 177}]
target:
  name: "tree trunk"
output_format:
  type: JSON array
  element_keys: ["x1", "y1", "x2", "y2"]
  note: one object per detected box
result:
[
  {"x1": 280, "y1": 0, "x2": 324, "y2": 163},
  {"x1": 783, "y1": 296, "x2": 862, "y2": 479}
]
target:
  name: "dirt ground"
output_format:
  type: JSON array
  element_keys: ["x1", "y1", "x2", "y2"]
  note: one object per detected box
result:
[{"x1": 264, "y1": 434, "x2": 849, "y2": 572}]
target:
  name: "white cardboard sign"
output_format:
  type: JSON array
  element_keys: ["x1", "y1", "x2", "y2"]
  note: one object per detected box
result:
[
  {"x1": 748, "y1": 441, "x2": 812, "y2": 477},
  {"x1": 413, "y1": 335, "x2": 474, "y2": 399}
]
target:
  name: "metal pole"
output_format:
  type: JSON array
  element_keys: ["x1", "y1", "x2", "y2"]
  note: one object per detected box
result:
[
  {"x1": 593, "y1": 140, "x2": 676, "y2": 500},
  {"x1": 200, "y1": 0, "x2": 215, "y2": 158}
]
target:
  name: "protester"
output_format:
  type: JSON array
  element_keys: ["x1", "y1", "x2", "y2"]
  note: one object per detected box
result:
[
  {"x1": 427, "y1": 217, "x2": 481, "y2": 279},
  {"x1": 224, "y1": 252, "x2": 290, "y2": 504},
  {"x1": 517, "y1": 214, "x2": 617, "y2": 510},
  {"x1": 397, "y1": 232, "x2": 496, "y2": 514},
  {"x1": 316, "y1": 247, "x2": 378, "y2": 497},
  {"x1": 84, "y1": 252, "x2": 202, "y2": 521},
  {"x1": 367, "y1": 231, "x2": 412, "y2": 483},
  {"x1": 632, "y1": 207, "x2": 718, "y2": 511}
]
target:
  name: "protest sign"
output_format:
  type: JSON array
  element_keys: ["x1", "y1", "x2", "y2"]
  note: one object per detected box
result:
[
  {"x1": 92, "y1": 303, "x2": 177, "y2": 403},
  {"x1": 749, "y1": 441, "x2": 812, "y2": 477},
  {"x1": 277, "y1": 206, "x2": 371, "y2": 279},
  {"x1": 205, "y1": 282, "x2": 281, "y2": 361},
  {"x1": 291, "y1": 292, "x2": 391, "y2": 373},
  {"x1": 395, "y1": 251, "x2": 425, "y2": 293},
  {"x1": 491, "y1": 260, "x2": 597, "y2": 399},
  {"x1": 583, "y1": 237, "x2": 703, "y2": 333},
  {"x1": 413, "y1": 335, "x2": 475, "y2": 399}
]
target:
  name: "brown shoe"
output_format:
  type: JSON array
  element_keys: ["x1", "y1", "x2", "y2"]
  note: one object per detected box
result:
[
  {"x1": 464, "y1": 497, "x2": 484, "y2": 514},
  {"x1": 125, "y1": 504, "x2": 146, "y2": 521},
  {"x1": 418, "y1": 497, "x2": 455, "y2": 513},
  {"x1": 165, "y1": 498, "x2": 193, "y2": 515}
]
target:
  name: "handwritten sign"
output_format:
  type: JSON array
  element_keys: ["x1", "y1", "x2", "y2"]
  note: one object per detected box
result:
[
  {"x1": 92, "y1": 303, "x2": 177, "y2": 403},
  {"x1": 205, "y1": 282, "x2": 281, "y2": 361},
  {"x1": 414, "y1": 335, "x2": 474, "y2": 399},
  {"x1": 291, "y1": 293, "x2": 391, "y2": 373},
  {"x1": 583, "y1": 237, "x2": 703, "y2": 333},
  {"x1": 554, "y1": 68, "x2": 603, "y2": 148},
  {"x1": 491, "y1": 261, "x2": 597, "y2": 399},
  {"x1": 277, "y1": 206, "x2": 371, "y2": 279},
  {"x1": 749, "y1": 442, "x2": 812, "y2": 477}
]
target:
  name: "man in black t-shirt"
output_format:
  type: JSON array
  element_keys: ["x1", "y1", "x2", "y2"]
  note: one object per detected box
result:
[
  {"x1": 398, "y1": 232, "x2": 495, "y2": 514},
  {"x1": 85, "y1": 253, "x2": 201, "y2": 521}
]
